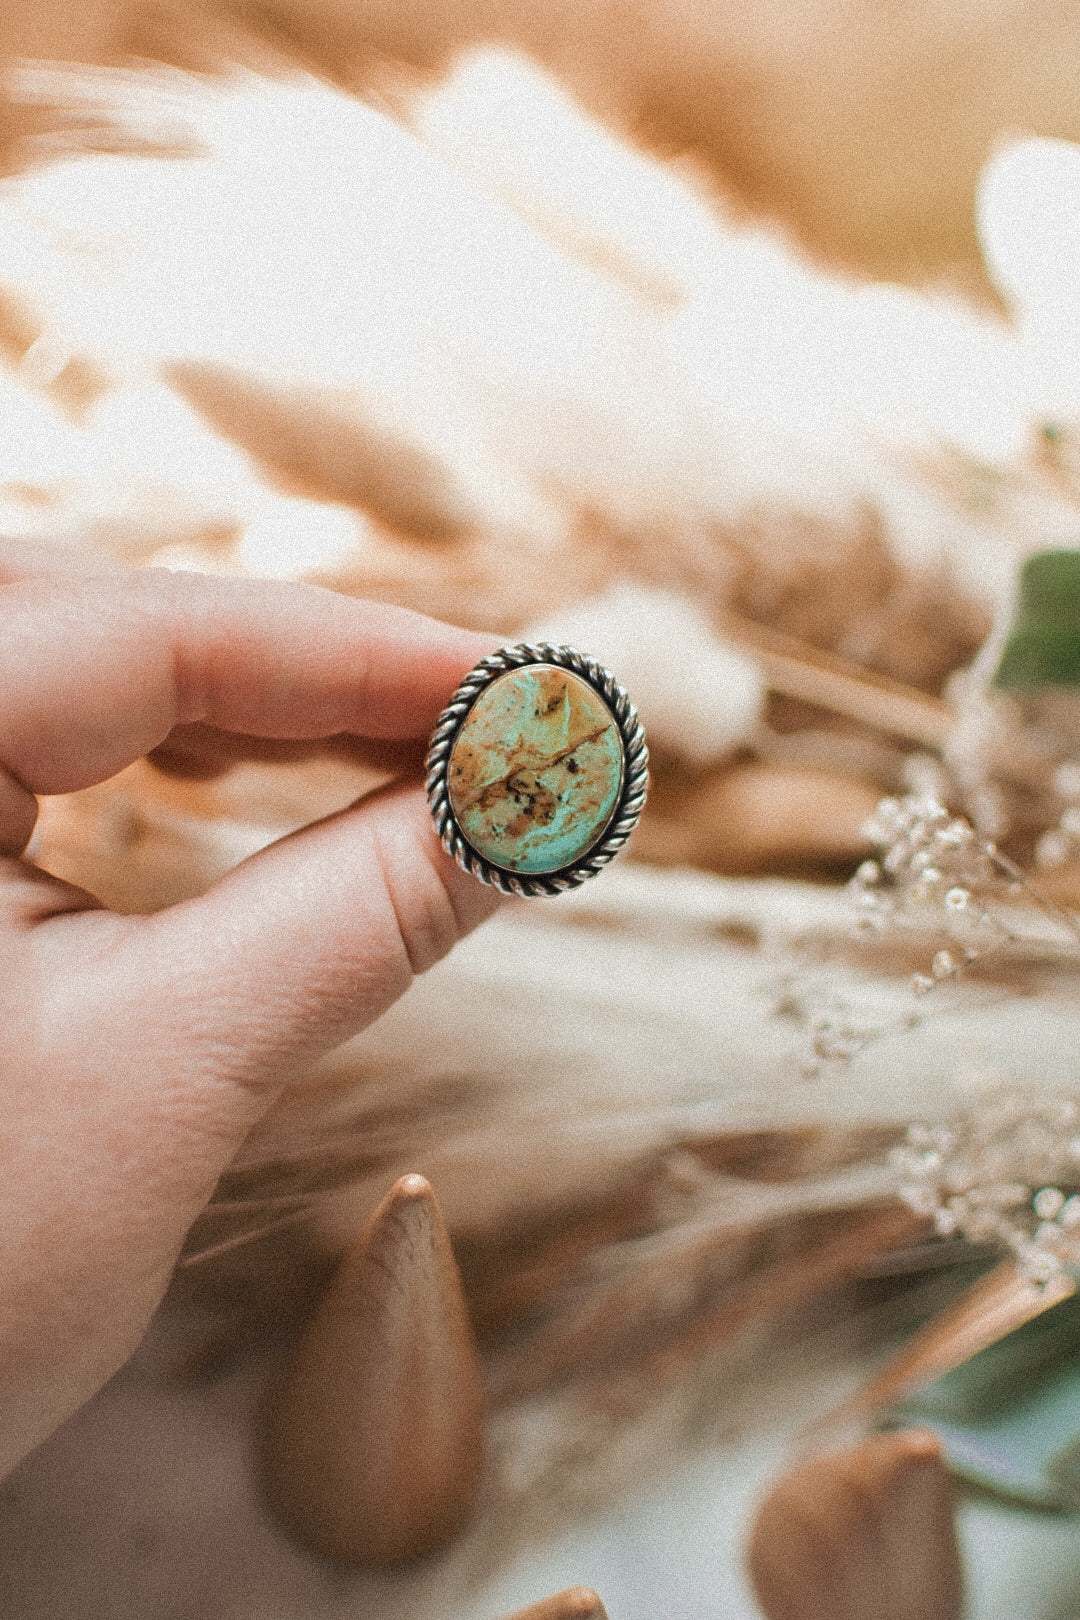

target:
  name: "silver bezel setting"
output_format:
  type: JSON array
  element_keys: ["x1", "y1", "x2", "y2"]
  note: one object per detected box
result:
[{"x1": 426, "y1": 642, "x2": 649, "y2": 897}]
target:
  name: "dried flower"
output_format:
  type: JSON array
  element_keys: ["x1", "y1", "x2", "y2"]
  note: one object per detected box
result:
[{"x1": 891, "y1": 1082, "x2": 1080, "y2": 1286}]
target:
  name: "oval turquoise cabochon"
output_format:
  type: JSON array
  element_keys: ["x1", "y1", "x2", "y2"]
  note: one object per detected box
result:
[{"x1": 447, "y1": 665, "x2": 625, "y2": 874}]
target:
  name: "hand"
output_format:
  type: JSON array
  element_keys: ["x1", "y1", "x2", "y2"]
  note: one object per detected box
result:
[{"x1": 0, "y1": 540, "x2": 500, "y2": 1476}]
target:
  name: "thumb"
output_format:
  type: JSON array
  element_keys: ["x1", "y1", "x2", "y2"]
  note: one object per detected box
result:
[
  {"x1": 0, "y1": 783, "x2": 498, "y2": 1476},
  {"x1": 115, "y1": 779, "x2": 499, "y2": 1104}
]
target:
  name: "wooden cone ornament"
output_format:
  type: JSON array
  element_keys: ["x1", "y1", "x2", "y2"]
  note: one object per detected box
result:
[
  {"x1": 746, "y1": 1428, "x2": 962, "y2": 1620},
  {"x1": 499, "y1": 1589, "x2": 610, "y2": 1620},
  {"x1": 259, "y1": 1174, "x2": 485, "y2": 1565}
]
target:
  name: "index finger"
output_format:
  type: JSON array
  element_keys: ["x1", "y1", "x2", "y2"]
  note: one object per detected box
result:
[{"x1": 0, "y1": 567, "x2": 497, "y2": 796}]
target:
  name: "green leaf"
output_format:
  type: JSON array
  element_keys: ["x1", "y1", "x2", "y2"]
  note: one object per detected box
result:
[
  {"x1": 993, "y1": 550, "x2": 1080, "y2": 691},
  {"x1": 886, "y1": 1286, "x2": 1080, "y2": 1510}
]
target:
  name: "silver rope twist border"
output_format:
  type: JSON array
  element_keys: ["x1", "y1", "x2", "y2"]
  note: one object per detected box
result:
[{"x1": 426, "y1": 642, "x2": 649, "y2": 897}]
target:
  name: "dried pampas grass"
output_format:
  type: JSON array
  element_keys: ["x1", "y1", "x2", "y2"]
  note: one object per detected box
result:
[{"x1": 8, "y1": 0, "x2": 1080, "y2": 290}]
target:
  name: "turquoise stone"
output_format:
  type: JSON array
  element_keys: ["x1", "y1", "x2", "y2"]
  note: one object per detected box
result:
[{"x1": 448, "y1": 665, "x2": 624, "y2": 874}]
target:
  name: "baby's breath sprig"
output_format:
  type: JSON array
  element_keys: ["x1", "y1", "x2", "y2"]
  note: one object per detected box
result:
[
  {"x1": 852, "y1": 796, "x2": 1080, "y2": 1285},
  {"x1": 1035, "y1": 760, "x2": 1080, "y2": 873},
  {"x1": 794, "y1": 797, "x2": 1011, "y2": 1077},
  {"x1": 852, "y1": 794, "x2": 1080, "y2": 1000},
  {"x1": 891, "y1": 1080, "x2": 1080, "y2": 1287},
  {"x1": 797, "y1": 794, "x2": 1080, "y2": 1080}
]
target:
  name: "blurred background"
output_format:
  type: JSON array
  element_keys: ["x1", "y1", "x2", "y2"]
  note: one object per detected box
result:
[{"x1": 5, "y1": 3, "x2": 1080, "y2": 1617}]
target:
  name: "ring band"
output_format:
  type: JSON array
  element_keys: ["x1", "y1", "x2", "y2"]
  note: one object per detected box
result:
[{"x1": 426, "y1": 643, "x2": 648, "y2": 897}]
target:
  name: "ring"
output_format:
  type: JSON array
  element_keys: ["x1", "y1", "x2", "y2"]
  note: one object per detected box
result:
[{"x1": 426, "y1": 643, "x2": 649, "y2": 896}]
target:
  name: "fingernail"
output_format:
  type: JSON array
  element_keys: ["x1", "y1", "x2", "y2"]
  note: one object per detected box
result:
[
  {"x1": 259, "y1": 1173, "x2": 485, "y2": 1565},
  {"x1": 498, "y1": 1588, "x2": 610, "y2": 1620},
  {"x1": 747, "y1": 1428, "x2": 962, "y2": 1620}
]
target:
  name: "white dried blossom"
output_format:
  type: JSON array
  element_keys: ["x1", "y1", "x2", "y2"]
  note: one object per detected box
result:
[
  {"x1": 850, "y1": 795, "x2": 1080, "y2": 1022},
  {"x1": 1054, "y1": 762, "x2": 1080, "y2": 800},
  {"x1": 891, "y1": 1082, "x2": 1080, "y2": 1287}
]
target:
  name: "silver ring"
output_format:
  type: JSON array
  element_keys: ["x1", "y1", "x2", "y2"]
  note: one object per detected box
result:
[{"x1": 426, "y1": 643, "x2": 648, "y2": 897}]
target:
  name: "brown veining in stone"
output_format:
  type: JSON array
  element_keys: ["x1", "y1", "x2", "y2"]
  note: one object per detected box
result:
[{"x1": 448, "y1": 665, "x2": 624, "y2": 874}]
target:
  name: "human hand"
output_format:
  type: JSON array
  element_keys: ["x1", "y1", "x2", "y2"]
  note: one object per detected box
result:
[{"x1": 0, "y1": 540, "x2": 500, "y2": 1476}]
